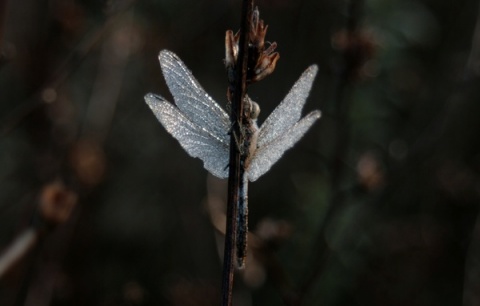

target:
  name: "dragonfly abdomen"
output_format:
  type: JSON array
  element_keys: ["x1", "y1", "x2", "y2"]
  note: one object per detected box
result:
[{"x1": 236, "y1": 173, "x2": 249, "y2": 268}]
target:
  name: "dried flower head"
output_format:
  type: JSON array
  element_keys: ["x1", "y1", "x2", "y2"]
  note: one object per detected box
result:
[
  {"x1": 225, "y1": 6, "x2": 280, "y2": 89},
  {"x1": 248, "y1": 8, "x2": 280, "y2": 83}
]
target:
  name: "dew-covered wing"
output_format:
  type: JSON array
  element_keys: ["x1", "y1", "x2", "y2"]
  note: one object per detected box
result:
[
  {"x1": 257, "y1": 65, "x2": 318, "y2": 148},
  {"x1": 145, "y1": 93, "x2": 229, "y2": 179},
  {"x1": 247, "y1": 110, "x2": 321, "y2": 182},
  {"x1": 159, "y1": 50, "x2": 230, "y2": 142}
]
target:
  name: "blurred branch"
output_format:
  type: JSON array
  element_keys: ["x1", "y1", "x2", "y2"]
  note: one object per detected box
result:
[
  {"x1": 465, "y1": 1, "x2": 480, "y2": 79},
  {"x1": 0, "y1": 3, "x2": 135, "y2": 304},
  {"x1": 464, "y1": 213, "x2": 480, "y2": 306},
  {"x1": 0, "y1": 2, "x2": 134, "y2": 283},
  {"x1": 0, "y1": 0, "x2": 8, "y2": 52},
  {"x1": 0, "y1": 0, "x2": 138, "y2": 137},
  {"x1": 81, "y1": 13, "x2": 135, "y2": 142},
  {"x1": 0, "y1": 181, "x2": 77, "y2": 282},
  {"x1": 297, "y1": 0, "x2": 365, "y2": 304},
  {"x1": 0, "y1": 229, "x2": 38, "y2": 279},
  {"x1": 462, "y1": 4, "x2": 480, "y2": 306}
]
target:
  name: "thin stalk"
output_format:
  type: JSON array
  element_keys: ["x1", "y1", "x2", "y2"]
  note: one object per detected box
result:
[
  {"x1": 465, "y1": 0, "x2": 480, "y2": 79},
  {"x1": 0, "y1": 228, "x2": 39, "y2": 279},
  {"x1": 221, "y1": 1, "x2": 254, "y2": 306},
  {"x1": 0, "y1": 0, "x2": 138, "y2": 137},
  {"x1": 297, "y1": 0, "x2": 364, "y2": 304},
  {"x1": 3, "y1": 3, "x2": 135, "y2": 303}
]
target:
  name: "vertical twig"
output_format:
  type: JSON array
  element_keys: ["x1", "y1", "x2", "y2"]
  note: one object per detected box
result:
[
  {"x1": 465, "y1": 1, "x2": 480, "y2": 80},
  {"x1": 296, "y1": 0, "x2": 364, "y2": 304},
  {"x1": 222, "y1": 1, "x2": 253, "y2": 305},
  {"x1": 0, "y1": 3, "x2": 135, "y2": 304},
  {"x1": 0, "y1": 0, "x2": 13, "y2": 66},
  {"x1": 328, "y1": 0, "x2": 364, "y2": 214},
  {"x1": 461, "y1": 3, "x2": 480, "y2": 305},
  {"x1": 0, "y1": 1, "x2": 138, "y2": 137}
]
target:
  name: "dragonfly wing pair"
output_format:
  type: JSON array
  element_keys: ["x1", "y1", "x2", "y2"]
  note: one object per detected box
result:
[
  {"x1": 145, "y1": 50, "x2": 230, "y2": 179},
  {"x1": 247, "y1": 65, "x2": 320, "y2": 181},
  {"x1": 145, "y1": 92, "x2": 230, "y2": 179},
  {"x1": 145, "y1": 50, "x2": 320, "y2": 181}
]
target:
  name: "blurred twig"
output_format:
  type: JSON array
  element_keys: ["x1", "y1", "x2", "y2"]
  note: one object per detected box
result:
[
  {"x1": 465, "y1": 1, "x2": 480, "y2": 79},
  {"x1": 464, "y1": 213, "x2": 480, "y2": 306},
  {"x1": 0, "y1": 181, "x2": 77, "y2": 276},
  {"x1": 222, "y1": 1, "x2": 253, "y2": 305},
  {"x1": 461, "y1": 3, "x2": 480, "y2": 306},
  {"x1": 0, "y1": 3, "x2": 136, "y2": 305},
  {"x1": 82, "y1": 13, "x2": 135, "y2": 142},
  {"x1": 296, "y1": 0, "x2": 365, "y2": 304},
  {"x1": 0, "y1": 229, "x2": 38, "y2": 279},
  {"x1": 0, "y1": 0, "x2": 138, "y2": 137},
  {"x1": 0, "y1": 0, "x2": 10, "y2": 65}
]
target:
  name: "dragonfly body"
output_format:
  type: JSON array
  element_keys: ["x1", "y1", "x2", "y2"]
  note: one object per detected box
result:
[
  {"x1": 237, "y1": 169, "x2": 249, "y2": 268},
  {"x1": 145, "y1": 50, "x2": 320, "y2": 268},
  {"x1": 236, "y1": 97, "x2": 258, "y2": 268}
]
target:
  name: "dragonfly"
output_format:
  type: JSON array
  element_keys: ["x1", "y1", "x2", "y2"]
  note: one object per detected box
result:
[{"x1": 145, "y1": 50, "x2": 321, "y2": 268}]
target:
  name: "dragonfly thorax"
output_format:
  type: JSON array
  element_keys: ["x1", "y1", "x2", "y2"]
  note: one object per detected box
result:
[{"x1": 243, "y1": 97, "x2": 260, "y2": 169}]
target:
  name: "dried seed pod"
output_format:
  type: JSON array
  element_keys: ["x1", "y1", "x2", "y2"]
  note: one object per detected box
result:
[{"x1": 224, "y1": 6, "x2": 280, "y2": 89}]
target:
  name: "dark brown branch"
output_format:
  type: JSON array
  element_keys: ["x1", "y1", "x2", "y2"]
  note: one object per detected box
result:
[{"x1": 221, "y1": 1, "x2": 254, "y2": 306}]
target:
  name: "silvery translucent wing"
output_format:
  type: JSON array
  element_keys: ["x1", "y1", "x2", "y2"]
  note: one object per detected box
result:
[
  {"x1": 158, "y1": 50, "x2": 230, "y2": 140},
  {"x1": 145, "y1": 49, "x2": 321, "y2": 269},
  {"x1": 144, "y1": 50, "x2": 230, "y2": 179},
  {"x1": 236, "y1": 65, "x2": 320, "y2": 267},
  {"x1": 144, "y1": 49, "x2": 321, "y2": 181},
  {"x1": 248, "y1": 65, "x2": 321, "y2": 182}
]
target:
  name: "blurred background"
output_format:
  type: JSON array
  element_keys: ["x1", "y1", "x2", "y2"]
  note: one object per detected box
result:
[{"x1": 1, "y1": 0, "x2": 480, "y2": 305}]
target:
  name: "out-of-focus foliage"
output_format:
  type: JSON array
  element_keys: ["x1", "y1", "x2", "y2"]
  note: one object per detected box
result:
[{"x1": 0, "y1": 0, "x2": 480, "y2": 305}]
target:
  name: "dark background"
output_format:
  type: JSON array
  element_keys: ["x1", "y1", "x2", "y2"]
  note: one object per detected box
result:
[{"x1": 1, "y1": 0, "x2": 480, "y2": 305}]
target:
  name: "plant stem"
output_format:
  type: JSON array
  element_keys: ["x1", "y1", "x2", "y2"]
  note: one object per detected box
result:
[
  {"x1": 0, "y1": 228, "x2": 39, "y2": 279},
  {"x1": 221, "y1": 1, "x2": 253, "y2": 305}
]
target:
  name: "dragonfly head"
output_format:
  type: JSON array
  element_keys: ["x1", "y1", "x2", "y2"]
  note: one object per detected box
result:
[{"x1": 248, "y1": 98, "x2": 260, "y2": 120}]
